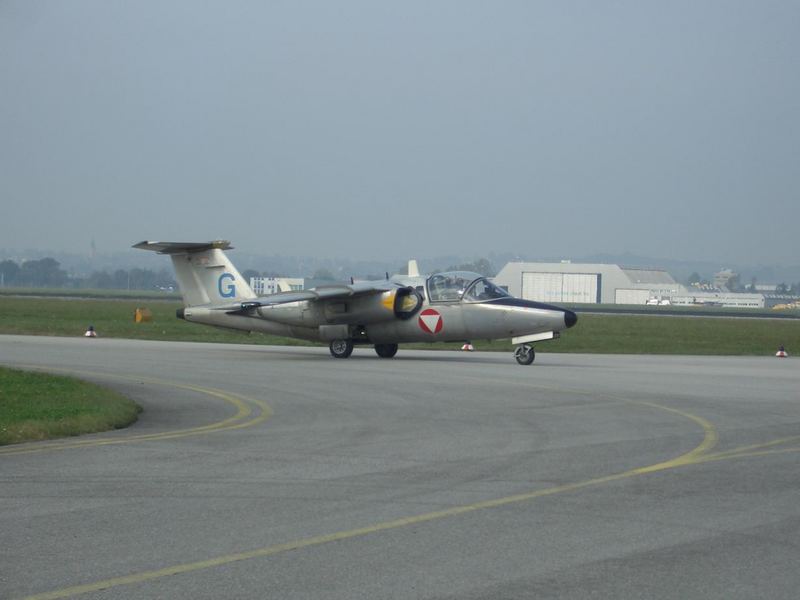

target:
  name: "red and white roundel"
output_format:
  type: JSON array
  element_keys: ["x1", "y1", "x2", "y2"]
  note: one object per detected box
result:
[{"x1": 418, "y1": 308, "x2": 443, "y2": 334}]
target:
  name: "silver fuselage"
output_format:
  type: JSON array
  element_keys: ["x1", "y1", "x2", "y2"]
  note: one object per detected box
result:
[{"x1": 182, "y1": 275, "x2": 575, "y2": 345}]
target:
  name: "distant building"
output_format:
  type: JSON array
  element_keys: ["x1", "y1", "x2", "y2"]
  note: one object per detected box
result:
[
  {"x1": 670, "y1": 293, "x2": 764, "y2": 308},
  {"x1": 249, "y1": 277, "x2": 304, "y2": 296},
  {"x1": 493, "y1": 261, "x2": 766, "y2": 308},
  {"x1": 713, "y1": 269, "x2": 739, "y2": 292},
  {"x1": 754, "y1": 284, "x2": 779, "y2": 293},
  {"x1": 493, "y1": 262, "x2": 682, "y2": 305}
]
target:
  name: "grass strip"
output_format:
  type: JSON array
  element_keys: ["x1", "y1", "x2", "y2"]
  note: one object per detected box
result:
[{"x1": 0, "y1": 367, "x2": 141, "y2": 445}]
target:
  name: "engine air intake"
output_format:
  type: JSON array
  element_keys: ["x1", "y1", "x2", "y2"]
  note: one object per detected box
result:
[{"x1": 394, "y1": 287, "x2": 423, "y2": 320}]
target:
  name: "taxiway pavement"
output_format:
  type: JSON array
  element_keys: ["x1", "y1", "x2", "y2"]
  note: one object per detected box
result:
[{"x1": 1, "y1": 335, "x2": 798, "y2": 599}]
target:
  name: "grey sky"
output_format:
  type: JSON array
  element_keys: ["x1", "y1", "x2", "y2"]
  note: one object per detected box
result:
[{"x1": 1, "y1": 1, "x2": 798, "y2": 265}]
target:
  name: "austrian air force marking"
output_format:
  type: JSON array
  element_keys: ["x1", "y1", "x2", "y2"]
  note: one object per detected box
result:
[{"x1": 418, "y1": 308, "x2": 443, "y2": 334}]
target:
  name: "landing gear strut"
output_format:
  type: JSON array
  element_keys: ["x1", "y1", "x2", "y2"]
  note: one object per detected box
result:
[
  {"x1": 514, "y1": 344, "x2": 535, "y2": 365},
  {"x1": 374, "y1": 343, "x2": 398, "y2": 358},
  {"x1": 329, "y1": 339, "x2": 354, "y2": 359}
]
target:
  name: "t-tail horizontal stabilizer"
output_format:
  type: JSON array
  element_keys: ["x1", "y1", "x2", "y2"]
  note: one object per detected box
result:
[
  {"x1": 132, "y1": 240, "x2": 233, "y2": 254},
  {"x1": 133, "y1": 240, "x2": 255, "y2": 307}
]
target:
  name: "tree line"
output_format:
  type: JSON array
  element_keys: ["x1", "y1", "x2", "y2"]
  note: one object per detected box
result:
[{"x1": 0, "y1": 258, "x2": 176, "y2": 291}]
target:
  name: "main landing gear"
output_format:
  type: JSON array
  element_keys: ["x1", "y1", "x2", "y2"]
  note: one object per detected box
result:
[
  {"x1": 374, "y1": 343, "x2": 398, "y2": 358},
  {"x1": 329, "y1": 339, "x2": 354, "y2": 359},
  {"x1": 514, "y1": 344, "x2": 535, "y2": 365},
  {"x1": 329, "y1": 340, "x2": 400, "y2": 359}
]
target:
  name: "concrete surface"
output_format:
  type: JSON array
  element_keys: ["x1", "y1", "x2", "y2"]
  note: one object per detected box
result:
[{"x1": 1, "y1": 335, "x2": 798, "y2": 599}]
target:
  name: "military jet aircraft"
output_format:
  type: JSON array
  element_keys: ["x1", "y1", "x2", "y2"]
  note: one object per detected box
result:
[{"x1": 134, "y1": 240, "x2": 577, "y2": 364}]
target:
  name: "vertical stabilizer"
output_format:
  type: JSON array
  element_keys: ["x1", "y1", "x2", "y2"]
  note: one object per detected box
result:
[
  {"x1": 408, "y1": 259, "x2": 420, "y2": 277},
  {"x1": 133, "y1": 241, "x2": 256, "y2": 307}
]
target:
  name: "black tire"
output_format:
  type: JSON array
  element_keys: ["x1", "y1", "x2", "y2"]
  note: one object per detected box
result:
[
  {"x1": 374, "y1": 343, "x2": 398, "y2": 358},
  {"x1": 329, "y1": 339, "x2": 354, "y2": 358},
  {"x1": 514, "y1": 345, "x2": 535, "y2": 365}
]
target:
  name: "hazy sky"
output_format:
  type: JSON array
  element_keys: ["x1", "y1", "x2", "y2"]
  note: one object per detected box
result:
[{"x1": 1, "y1": 1, "x2": 798, "y2": 265}]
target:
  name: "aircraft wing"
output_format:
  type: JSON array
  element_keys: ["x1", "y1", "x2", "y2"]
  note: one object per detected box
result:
[
  {"x1": 218, "y1": 281, "x2": 401, "y2": 314},
  {"x1": 314, "y1": 280, "x2": 398, "y2": 297}
]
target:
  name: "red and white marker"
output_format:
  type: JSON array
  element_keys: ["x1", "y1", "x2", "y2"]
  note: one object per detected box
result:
[
  {"x1": 461, "y1": 343, "x2": 474, "y2": 351},
  {"x1": 418, "y1": 308, "x2": 443, "y2": 334}
]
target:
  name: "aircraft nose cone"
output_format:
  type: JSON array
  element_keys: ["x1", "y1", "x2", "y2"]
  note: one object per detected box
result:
[{"x1": 564, "y1": 310, "x2": 578, "y2": 328}]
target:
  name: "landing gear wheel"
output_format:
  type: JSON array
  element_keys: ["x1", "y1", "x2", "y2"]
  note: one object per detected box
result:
[
  {"x1": 329, "y1": 339, "x2": 354, "y2": 359},
  {"x1": 514, "y1": 344, "x2": 535, "y2": 365},
  {"x1": 374, "y1": 343, "x2": 398, "y2": 358}
]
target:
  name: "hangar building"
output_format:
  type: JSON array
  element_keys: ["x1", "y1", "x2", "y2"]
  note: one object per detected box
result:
[{"x1": 493, "y1": 262, "x2": 682, "y2": 305}]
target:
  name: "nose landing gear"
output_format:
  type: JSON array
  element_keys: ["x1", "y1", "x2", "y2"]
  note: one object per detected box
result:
[{"x1": 514, "y1": 344, "x2": 535, "y2": 365}]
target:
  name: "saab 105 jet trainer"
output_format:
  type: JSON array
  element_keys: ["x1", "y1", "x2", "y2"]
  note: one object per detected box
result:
[{"x1": 134, "y1": 240, "x2": 577, "y2": 364}]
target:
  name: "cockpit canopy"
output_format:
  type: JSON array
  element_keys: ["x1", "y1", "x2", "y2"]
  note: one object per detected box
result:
[{"x1": 426, "y1": 271, "x2": 510, "y2": 303}]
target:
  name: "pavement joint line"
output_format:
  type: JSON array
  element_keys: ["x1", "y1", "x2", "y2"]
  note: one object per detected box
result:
[
  {"x1": 16, "y1": 395, "x2": 721, "y2": 600},
  {"x1": 0, "y1": 366, "x2": 272, "y2": 456}
]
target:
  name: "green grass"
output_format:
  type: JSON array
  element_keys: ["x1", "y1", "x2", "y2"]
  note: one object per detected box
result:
[
  {"x1": 0, "y1": 296, "x2": 314, "y2": 345},
  {"x1": 0, "y1": 367, "x2": 142, "y2": 445},
  {"x1": 564, "y1": 302, "x2": 800, "y2": 318},
  {"x1": 0, "y1": 296, "x2": 798, "y2": 356},
  {"x1": 541, "y1": 314, "x2": 798, "y2": 355},
  {"x1": 403, "y1": 315, "x2": 799, "y2": 355}
]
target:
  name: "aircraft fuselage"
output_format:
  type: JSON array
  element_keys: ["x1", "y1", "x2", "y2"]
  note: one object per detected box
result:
[{"x1": 136, "y1": 240, "x2": 577, "y2": 364}]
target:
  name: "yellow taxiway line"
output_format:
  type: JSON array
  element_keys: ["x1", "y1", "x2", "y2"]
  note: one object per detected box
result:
[
  {"x1": 12, "y1": 374, "x2": 796, "y2": 600},
  {"x1": 17, "y1": 394, "x2": 722, "y2": 600},
  {"x1": 0, "y1": 367, "x2": 272, "y2": 457}
]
